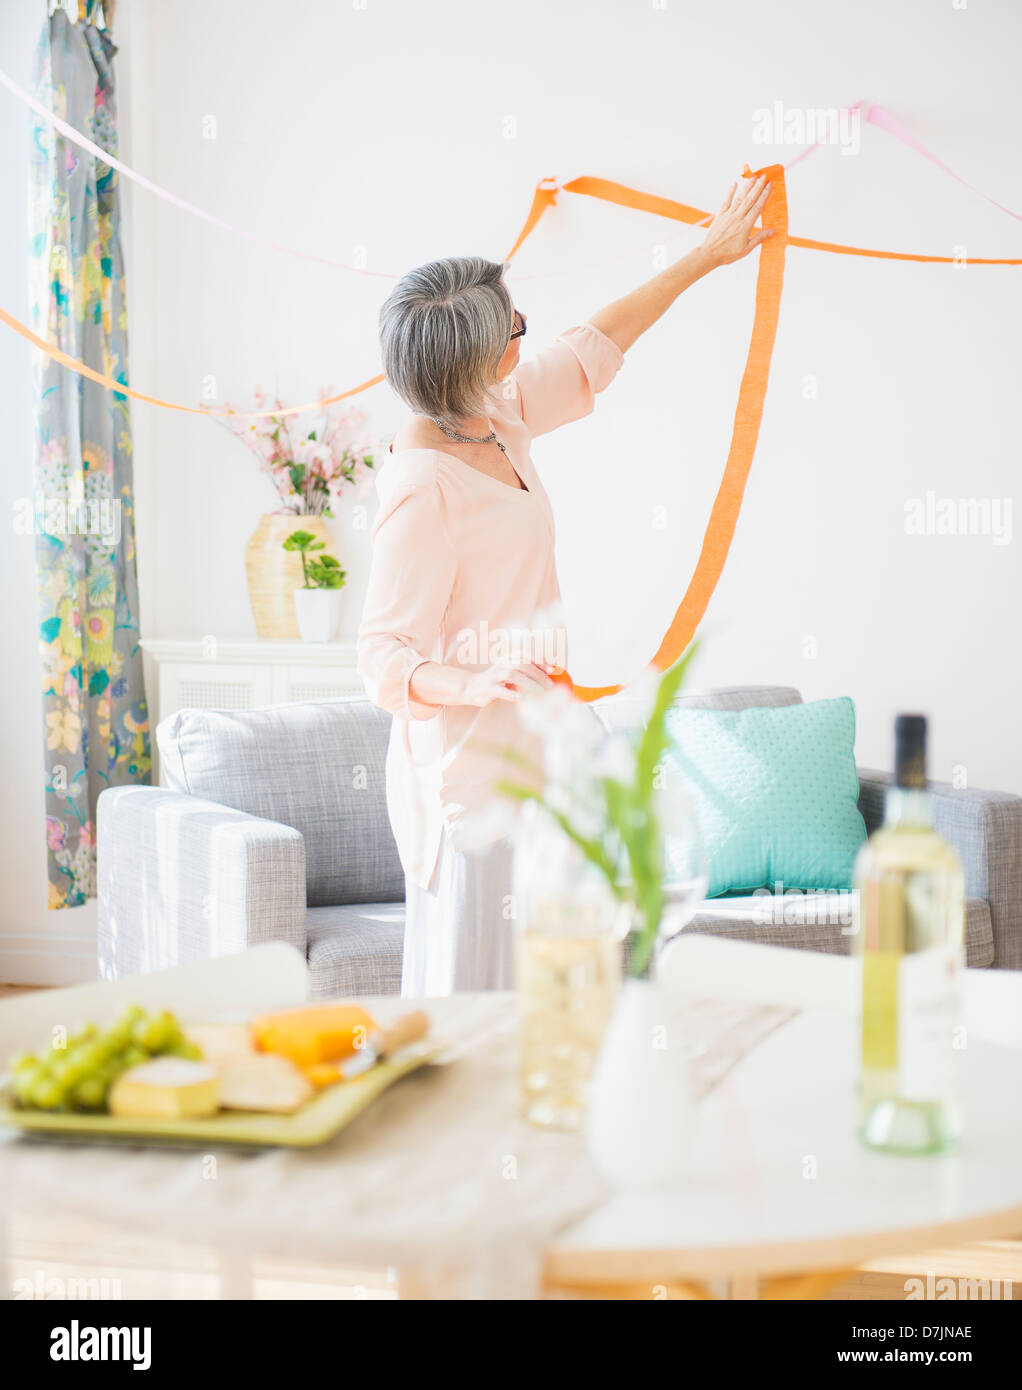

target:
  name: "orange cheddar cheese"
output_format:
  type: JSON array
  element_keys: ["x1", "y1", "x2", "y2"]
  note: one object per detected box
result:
[
  {"x1": 302, "y1": 1062, "x2": 343, "y2": 1088},
  {"x1": 251, "y1": 1004, "x2": 376, "y2": 1068}
]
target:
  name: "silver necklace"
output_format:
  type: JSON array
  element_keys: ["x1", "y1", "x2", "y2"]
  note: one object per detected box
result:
[{"x1": 431, "y1": 417, "x2": 507, "y2": 455}]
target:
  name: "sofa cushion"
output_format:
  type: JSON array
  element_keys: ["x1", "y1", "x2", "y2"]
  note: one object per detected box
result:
[
  {"x1": 158, "y1": 700, "x2": 403, "y2": 907},
  {"x1": 665, "y1": 696, "x2": 867, "y2": 897},
  {"x1": 306, "y1": 902, "x2": 404, "y2": 998},
  {"x1": 304, "y1": 890, "x2": 995, "y2": 999},
  {"x1": 595, "y1": 683, "x2": 802, "y2": 736},
  {"x1": 680, "y1": 894, "x2": 994, "y2": 968}
]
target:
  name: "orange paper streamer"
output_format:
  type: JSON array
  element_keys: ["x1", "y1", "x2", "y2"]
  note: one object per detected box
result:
[
  {"x1": 6, "y1": 172, "x2": 1018, "y2": 418},
  {"x1": 567, "y1": 165, "x2": 788, "y2": 700},
  {"x1": 7, "y1": 164, "x2": 1019, "y2": 700},
  {"x1": 504, "y1": 178, "x2": 561, "y2": 260},
  {"x1": 0, "y1": 302, "x2": 383, "y2": 418},
  {"x1": 560, "y1": 174, "x2": 1022, "y2": 267}
]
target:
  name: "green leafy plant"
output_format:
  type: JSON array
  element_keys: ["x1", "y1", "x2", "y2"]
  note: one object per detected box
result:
[
  {"x1": 498, "y1": 644, "x2": 697, "y2": 978},
  {"x1": 282, "y1": 530, "x2": 347, "y2": 590}
]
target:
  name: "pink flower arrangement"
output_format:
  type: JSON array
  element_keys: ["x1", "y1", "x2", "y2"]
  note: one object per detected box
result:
[{"x1": 220, "y1": 390, "x2": 378, "y2": 516}]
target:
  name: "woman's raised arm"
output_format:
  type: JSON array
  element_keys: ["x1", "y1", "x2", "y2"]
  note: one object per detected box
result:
[{"x1": 588, "y1": 175, "x2": 773, "y2": 354}]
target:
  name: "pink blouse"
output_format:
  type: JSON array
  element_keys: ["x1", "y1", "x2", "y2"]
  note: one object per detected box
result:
[{"x1": 357, "y1": 323, "x2": 624, "y2": 888}]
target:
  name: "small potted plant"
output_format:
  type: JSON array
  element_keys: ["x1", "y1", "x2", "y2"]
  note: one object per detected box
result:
[{"x1": 283, "y1": 529, "x2": 347, "y2": 642}]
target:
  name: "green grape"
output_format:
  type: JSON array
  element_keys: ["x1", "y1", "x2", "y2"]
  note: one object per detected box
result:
[
  {"x1": 49, "y1": 1056, "x2": 72, "y2": 1085},
  {"x1": 75, "y1": 1042, "x2": 105, "y2": 1072},
  {"x1": 160, "y1": 1012, "x2": 183, "y2": 1046},
  {"x1": 105, "y1": 1021, "x2": 134, "y2": 1050},
  {"x1": 98, "y1": 1031, "x2": 128, "y2": 1062},
  {"x1": 32, "y1": 1077, "x2": 65, "y2": 1110},
  {"x1": 31, "y1": 1056, "x2": 55, "y2": 1089},
  {"x1": 9, "y1": 1005, "x2": 186, "y2": 1113},
  {"x1": 12, "y1": 1067, "x2": 43, "y2": 1104},
  {"x1": 62, "y1": 1053, "x2": 89, "y2": 1087},
  {"x1": 73, "y1": 1075, "x2": 106, "y2": 1110},
  {"x1": 134, "y1": 1015, "x2": 171, "y2": 1053},
  {"x1": 95, "y1": 1058, "x2": 123, "y2": 1088}
]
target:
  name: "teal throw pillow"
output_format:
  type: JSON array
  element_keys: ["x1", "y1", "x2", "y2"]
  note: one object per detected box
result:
[{"x1": 663, "y1": 696, "x2": 867, "y2": 898}]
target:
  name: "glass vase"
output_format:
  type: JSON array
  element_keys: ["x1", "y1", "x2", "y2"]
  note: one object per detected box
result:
[
  {"x1": 513, "y1": 805, "x2": 628, "y2": 1131},
  {"x1": 245, "y1": 512, "x2": 333, "y2": 639}
]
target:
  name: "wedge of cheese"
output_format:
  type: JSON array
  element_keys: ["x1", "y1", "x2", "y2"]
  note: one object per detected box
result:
[
  {"x1": 252, "y1": 1004, "x2": 376, "y2": 1067},
  {"x1": 302, "y1": 1062, "x2": 344, "y2": 1088},
  {"x1": 185, "y1": 1022, "x2": 257, "y2": 1065},
  {"x1": 217, "y1": 1053, "x2": 313, "y2": 1114},
  {"x1": 108, "y1": 1058, "x2": 219, "y2": 1119}
]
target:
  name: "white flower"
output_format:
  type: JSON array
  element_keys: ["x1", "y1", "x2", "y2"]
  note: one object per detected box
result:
[
  {"x1": 622, "y1": 665, "x2": 662, "y2": 721},
  {"x1": 293, "y1": 437, "x2": 331, "y2": 469},
  {"x1": 518, "y1": 686, "x2": 604, "y2": 757},
  {"x1": 594, "y1": 732, "x2": 635, "y2": 784}
]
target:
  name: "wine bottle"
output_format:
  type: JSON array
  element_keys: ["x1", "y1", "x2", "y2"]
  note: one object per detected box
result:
[{"x1": 853, "y1": 715, "x2": 965, "y2": 1154}]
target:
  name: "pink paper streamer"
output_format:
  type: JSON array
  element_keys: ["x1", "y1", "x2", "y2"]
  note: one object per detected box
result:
[
  {"x1": 4, "y1": 59, "x2": 1019, "y2": 281},
  {"x1": 785, "y1": 99, "x2": 1022, "y2": 224},
  {"x1": 0, "y1": 65, "x2": 399, "y2": 278},
  {"x1": 865, "y1": 103, "x2": 1022, "y2": 224}
]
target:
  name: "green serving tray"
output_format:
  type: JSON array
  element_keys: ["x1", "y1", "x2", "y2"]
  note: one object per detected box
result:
[{"x1": 0, "y1": 1043, "x2": 440, "y2": 1148}]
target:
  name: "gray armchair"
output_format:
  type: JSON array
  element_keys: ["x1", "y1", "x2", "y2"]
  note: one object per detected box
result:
[
  {"x1": 98, "y1": 700, "x2": 406, "y2": 997},
  {"x1": 97, "y1": 690, "x2": 1022, "y2": 997}
]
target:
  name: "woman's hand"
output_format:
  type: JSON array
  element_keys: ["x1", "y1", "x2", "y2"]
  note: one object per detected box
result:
[
  {"x1": 700, "y1": 175, "x2": 775, "y2": 267},
  {"x1": 459, "y1": 662, "x2": 555, "y2": 707},
  {"x1": 587, "y1": 174, "x2": 775, "y2": 353}
]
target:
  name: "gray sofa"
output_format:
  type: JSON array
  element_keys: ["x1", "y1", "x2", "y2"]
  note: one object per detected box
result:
[{"x1": 97, "y1": 686, "x2": 1022, "y2": 997}]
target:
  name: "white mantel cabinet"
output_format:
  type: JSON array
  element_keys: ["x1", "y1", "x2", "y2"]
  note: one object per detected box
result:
[{"x1": 141, "y1": 637, "x2": 365, "y2": 729}]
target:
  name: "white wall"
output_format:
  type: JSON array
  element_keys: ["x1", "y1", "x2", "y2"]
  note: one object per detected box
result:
[{"x1": 2, "y1": 0, "x2": 1020, "y2": 980}]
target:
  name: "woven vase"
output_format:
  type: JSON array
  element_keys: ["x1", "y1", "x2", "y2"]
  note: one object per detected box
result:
[{"x1": 245, "y1": 513, "x2": 333, "y2": 639}]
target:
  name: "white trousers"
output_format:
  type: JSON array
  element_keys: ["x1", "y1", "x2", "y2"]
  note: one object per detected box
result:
[{"x1": 402, "y1": 831, "x2": 515, "y2": 997}]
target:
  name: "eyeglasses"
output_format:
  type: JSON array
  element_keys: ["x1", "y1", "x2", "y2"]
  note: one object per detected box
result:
[{"x1": 510, "y1": 310, "x2": 527, "y2": 341}]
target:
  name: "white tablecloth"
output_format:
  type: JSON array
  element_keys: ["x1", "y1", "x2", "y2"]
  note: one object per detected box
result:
[{"x1": 1, "y1": 993, "x2": 793, "y2": 1298}]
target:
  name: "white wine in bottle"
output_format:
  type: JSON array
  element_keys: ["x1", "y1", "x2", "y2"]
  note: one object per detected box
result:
[{"x1": 853, "y1": 715, "x2": 965, "y2": 1154}]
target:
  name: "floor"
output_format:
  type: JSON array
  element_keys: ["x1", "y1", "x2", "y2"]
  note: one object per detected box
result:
[
  {"x1": 2, "y1": 982, "x2": 1019, "y2": 1300},
  {"x1": 7, "y1": 1211, "x2": 398, "y2": 1300}
]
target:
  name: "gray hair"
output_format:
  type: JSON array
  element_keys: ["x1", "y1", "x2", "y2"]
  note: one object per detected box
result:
[{"x1": 379, "y1": 256, "x2": 514, "y2": 423}]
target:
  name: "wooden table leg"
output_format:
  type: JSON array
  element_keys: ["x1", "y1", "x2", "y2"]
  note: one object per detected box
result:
[
  {"x1": 759, "y1": 1268, "x2": 860, "y2": 1300},
  {"x1": 726, "y1": 1273, "x2": 759, "y2": 1299}
]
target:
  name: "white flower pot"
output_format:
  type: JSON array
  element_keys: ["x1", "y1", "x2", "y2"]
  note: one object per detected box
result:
[
  {"x1": 293, "y1": 588, "x2": 343, "y2": 643},
  {"x1": 587, "y1": 977, "x2": 693, "y2": 1191}
]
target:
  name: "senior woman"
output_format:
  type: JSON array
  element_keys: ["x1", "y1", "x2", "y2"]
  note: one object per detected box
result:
[{"x1": 358, "y1": 174, "x2": 773, "y2": 997}]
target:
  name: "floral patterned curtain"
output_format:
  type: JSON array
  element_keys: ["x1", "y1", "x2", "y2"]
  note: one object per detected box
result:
[{"x1": 30, "y1": 5, "x2": 151, "y2": 910}]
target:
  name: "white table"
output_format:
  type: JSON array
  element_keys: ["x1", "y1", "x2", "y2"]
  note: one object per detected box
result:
[
  {"x1": 3, "y1": 945, "x2": 1021, "y2": 1299},
  {"x1": 546, "y1": 971, "x2": 1022, "y2": 1296},
  {"x1": 547, "y1": 1006, "x2": 1022, "y2": 1295}
]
